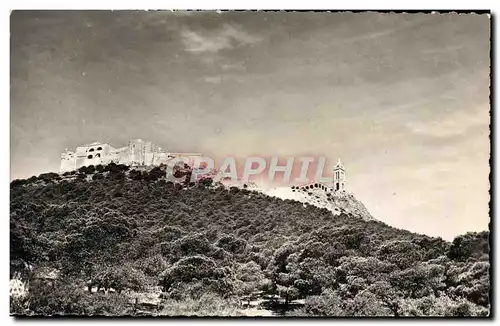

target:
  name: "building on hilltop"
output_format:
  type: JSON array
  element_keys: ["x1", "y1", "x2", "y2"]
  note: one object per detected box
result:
[
  {"x1": 333, "y1": 158, "x2": 346, "y2": 192},
  {"x1": 291, "y1": 158, "x2": 346, "y2": 194},
  {"x1": 266, "y1": 158, "x2": 375, "y2": 221},
  {"x1": 60, "y1": 139, "x2": 201, "y2": 173}
]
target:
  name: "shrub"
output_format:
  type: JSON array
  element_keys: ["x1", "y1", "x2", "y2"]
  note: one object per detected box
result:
[
  {"x1": 20, "y1": 279, "x2": 133, "y2": 316},
  {"x1": 159, "y1": 293, "x2": 241, "y2": 316}
]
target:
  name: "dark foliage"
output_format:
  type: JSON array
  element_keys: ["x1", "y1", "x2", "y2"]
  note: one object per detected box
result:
[{"x1": 9, "y1": 169, "x2": 490, "y2": 316}]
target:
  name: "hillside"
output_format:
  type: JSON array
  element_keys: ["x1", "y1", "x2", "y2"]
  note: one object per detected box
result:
[
  {"x1": 264, "y1": 186, "x2": 375, "y2": 221},
  {"x1": 10, "y1": 164, "x2": 490, "y2": 316}
]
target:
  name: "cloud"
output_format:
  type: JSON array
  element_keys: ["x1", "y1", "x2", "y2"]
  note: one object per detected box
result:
[
  {"x1": 181, "y1": 24, "x2": 260, "y2": 53},
  {"x1": 203, "y1": 76, "x2": 223, "y2": 84},
  {"x1": 221, "y1": 62, "x2": 246, "y2": 72}
]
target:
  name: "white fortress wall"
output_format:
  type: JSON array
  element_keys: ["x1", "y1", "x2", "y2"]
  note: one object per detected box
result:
[{"x1": 60, "y1": 140, "x2": 203, "y2": 173}]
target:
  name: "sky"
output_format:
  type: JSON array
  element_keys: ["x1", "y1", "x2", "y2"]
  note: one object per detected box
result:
[{"x1": 10, "y1": 11, "x2": 490, "y2": 240}]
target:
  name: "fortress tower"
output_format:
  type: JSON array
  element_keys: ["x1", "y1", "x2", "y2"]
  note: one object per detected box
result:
[{"x1": 333, "y1": 158, "x2": 346, "y2": 192}]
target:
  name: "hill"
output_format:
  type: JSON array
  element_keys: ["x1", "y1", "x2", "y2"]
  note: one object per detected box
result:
[
  {"x1": 264, "y1": 186, "x2": 375, "y2": 221},
  {"x1": 10, "y1": 164, "x2": 490, "y2": 316}
]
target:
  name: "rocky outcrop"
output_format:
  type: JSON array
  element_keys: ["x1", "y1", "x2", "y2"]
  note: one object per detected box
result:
[{"x1": 263, "y1": 187, "x2": 375, "y2": 221}]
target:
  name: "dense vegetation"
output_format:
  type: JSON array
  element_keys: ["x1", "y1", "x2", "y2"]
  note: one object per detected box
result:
[{"x1": 10, "y1": 164, "x2": 491, "y2": 316}]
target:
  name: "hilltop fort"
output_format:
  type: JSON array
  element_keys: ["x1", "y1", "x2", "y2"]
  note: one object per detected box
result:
[{"x1": 60, "y1": 139, "x2": 201, "y2": 173}]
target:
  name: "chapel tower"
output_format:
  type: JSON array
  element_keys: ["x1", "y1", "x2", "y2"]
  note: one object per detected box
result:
[{"x1": 333, "y1": 158, "x2": 346, "y2": 192}]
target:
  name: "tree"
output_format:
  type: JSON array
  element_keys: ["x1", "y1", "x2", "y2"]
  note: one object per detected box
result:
[
  {"x1": 23, "y1": 279, "x2": 133, "y2": 316},
  {"x1": 10, "y1": 179, "x2": 27, "y2": 189},
  {"x1": 37, "y1": 172, "x2": 61, "y2": 183},
  {"x1": 389, "y1": 263, "x2": 445, "y2": 298},
  {"x1": 445, "y1": 261, "x2": 490, "y2": 307},
  {"x1": 345, "y1": 290, "x2": 392, "y2": 316},
  {"x1": 129, "y1": 170, "x2": 143, "y2": 181},
  {"x1": 447, "y1": 232, "x2": 490, "y2": 262},
  {"x1": 159, "y1": 255, "x2": 233, "y2": 298},
  {"x1": 368, "y1": 281, "x2": 404, "y2": 316},
  {"x1": 61, "y1": 209, "x2": 137, "y2": 279},
  {"x1": 336, "y1": 256, "x2": 396, "y2": 286},
  {"x1": 168, "y1": 233, "x2": 213, "y2": 260},
  {"x1": 146, "y1": 166, "x2": 164, "y2": 182},
  {"x1": 216, "y1": 235, "x2": 248, "y2": 255},
  {"x1": 297, "y1": 257, "x2": 334, "y2": 295},
  {"x1": 399, "y1": 295, "x2": 489, "y2": 317},
  {"x1": 234, "y1": 261, "x2": 265, "y2": 305},
  {"x1": 94, "y1": 263, "x2": 149, "y2": 293},
  {"x1": 302, "y1": 289, "x2": 345, "y2": 316},
  {"x1": 377, "y1": 240, "x2": 424, "y2": 269}
]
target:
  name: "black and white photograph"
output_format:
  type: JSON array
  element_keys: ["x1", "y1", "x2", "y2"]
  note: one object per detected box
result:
[{"x1": 9, "y1": 10, "x2": 491, "y2": 317}]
